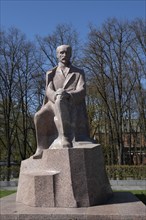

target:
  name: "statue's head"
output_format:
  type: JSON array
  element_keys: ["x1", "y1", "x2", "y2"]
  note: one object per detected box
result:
[{"x1": 56, "y1": 45, "x2": 72, "y2": 65}]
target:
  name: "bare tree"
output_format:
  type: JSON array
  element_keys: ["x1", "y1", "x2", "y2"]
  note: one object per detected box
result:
[
  {"x1": 82, "y1": 18, "x2": 145, "y2": 165},
  {"x1": 0, "y1": 28, "x2": 26, "y2": 180},
  {"x1": 0, "y1": 28, "x2": 43, "y2": 179},
  {"x1": 36, "y1": 23, "x2": 80, "y2": 69}
]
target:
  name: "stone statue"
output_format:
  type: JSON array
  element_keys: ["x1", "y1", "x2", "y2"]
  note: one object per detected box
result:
[
  {"x1": 17, "y1": 45, "x2": 113, "y2": 208},
  {"x1": 33, "y1": 45, "x2": 92, "y2": 159}
]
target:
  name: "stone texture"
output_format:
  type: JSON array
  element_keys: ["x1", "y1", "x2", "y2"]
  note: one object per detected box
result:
[
  {"x1": 16, "y1": 171, "x2": 59, "y2": 207},
  {"x1": 1, "y1": 193, "x2": 146, "y2": 220},
  {"x1": 16, "y1": 144, "x2": 113, "y2": 207},
  {"x1": 69, "y1": 144, "x2": 112, "y2": 206}
]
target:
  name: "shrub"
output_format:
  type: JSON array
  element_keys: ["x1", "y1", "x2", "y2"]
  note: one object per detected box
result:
[
  {"x1": 106, "y1": 165, "x2": 146, "y2": 180},
  {"x1": 0, "y1": 166, "x2": 20, "y2": 181}
]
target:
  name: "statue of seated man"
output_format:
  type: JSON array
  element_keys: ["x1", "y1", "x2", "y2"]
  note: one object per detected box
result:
[{"x1": 33, "y1": 45, "x2": 92, "y2": 159}]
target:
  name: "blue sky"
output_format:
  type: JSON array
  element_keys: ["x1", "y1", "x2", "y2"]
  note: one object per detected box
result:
[{"x1": 1, "y1": 0, "x2": 146, "y2": 40}]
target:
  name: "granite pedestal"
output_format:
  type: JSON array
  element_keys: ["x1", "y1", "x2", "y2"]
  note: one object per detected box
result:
[{"x1": 16, "y1": 144, "x2": 112, "y2": 207}]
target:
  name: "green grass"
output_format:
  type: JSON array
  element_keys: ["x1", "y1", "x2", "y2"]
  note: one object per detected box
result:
[
  {"x1": 128, "y1": 190, "x2": 146, "y2": 205},
  {"x1": 114, "y1": 190, "x2": 146, "y2": 205},
  {"x1": 0, "y1": 190, "x2": 16, "y2": 198}
]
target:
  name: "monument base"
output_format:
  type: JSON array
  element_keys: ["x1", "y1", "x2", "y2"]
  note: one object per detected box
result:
[
  {"x1": 0, "y1": 193, "x2": 146, "y2": 220},
  {"x1": 16, "y1": 144, "x2": 112, "y2": 207}
]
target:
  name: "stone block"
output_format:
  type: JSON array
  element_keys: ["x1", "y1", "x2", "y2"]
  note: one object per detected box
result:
[
  {"x1": 16, "y1": 171, "x2": 59, "y2": 207},
  {"x1": 16, "y1": 144, "x2": 113, "y2": 207}
]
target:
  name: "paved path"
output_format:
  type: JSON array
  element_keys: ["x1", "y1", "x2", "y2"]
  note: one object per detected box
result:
[{"x1": 110, "y1": 180, "x2": 146, "y2": 190}]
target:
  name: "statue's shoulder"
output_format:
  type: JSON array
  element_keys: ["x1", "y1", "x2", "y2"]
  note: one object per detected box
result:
[
  {"x1": 46, "y1": 66, "x2": 57, "y2": 76},
  {"x1": 71, "y1": 65, "x2": 84, "y2": 75}
]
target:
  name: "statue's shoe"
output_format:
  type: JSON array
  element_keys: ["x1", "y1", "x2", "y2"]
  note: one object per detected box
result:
[
  {"x1": 32, "y1": 148, "x2": 43, "y2": 159},
  {"x1": 50, "y1": 137, "x2": 73, "y2": 149}
]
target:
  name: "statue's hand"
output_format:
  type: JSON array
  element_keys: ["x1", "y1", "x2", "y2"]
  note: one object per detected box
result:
[
  {"x1": 56, "y1": 88, "x2": 65, "y2": 95},
  {"x1": 55, "y1": 89, "x2": 70, "y2": 100}
]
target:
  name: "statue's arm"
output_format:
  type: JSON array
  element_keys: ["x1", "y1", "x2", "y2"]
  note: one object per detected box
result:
[
  {"x1": 46, "y1": 82, "x2": 57, "y2": 103},
  {"x1": 42, "y1": 72, "x2": 49, "y2": 105},
  {"x1": 43, "y1": 70, "x2": 56, "y2": 105}
]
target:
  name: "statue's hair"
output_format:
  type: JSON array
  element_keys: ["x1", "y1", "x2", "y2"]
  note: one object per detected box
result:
[{"x1": 56, "y1": 45, "x2": 72, "y2": 55}]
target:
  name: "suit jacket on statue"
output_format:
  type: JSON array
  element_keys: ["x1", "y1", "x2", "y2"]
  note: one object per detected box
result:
[
  {"x1": 42, "y1": 65, "x2": 89, "y2": 145},
  {"x1": 44, "y1": 65, "x2": 86, "y2": 105}
]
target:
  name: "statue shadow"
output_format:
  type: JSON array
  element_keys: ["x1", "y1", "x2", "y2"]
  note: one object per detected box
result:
[{"x1": 106, "y1": 192, "x2": 141, "y2": 205}]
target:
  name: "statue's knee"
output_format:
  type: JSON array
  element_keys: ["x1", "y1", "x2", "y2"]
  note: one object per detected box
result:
[
  {"x1": 34, "y1": 106, "x2": 49, "y2": 123},
  {"x1": 34, "y1": 112, "x2": 40, "y2": 122}
]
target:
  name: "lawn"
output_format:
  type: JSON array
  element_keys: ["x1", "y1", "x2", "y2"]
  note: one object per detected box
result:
[
  {"x1": 0, "y1": 190, "x2": 16, "y2": 198},
  {"x1": 127, "y1": 190, "x2": 146, "y2": 205}
]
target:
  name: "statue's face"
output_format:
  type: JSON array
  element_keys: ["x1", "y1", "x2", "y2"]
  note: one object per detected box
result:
[{"x1": 57, "y1": 45, "x2": 71, "y2": 65}]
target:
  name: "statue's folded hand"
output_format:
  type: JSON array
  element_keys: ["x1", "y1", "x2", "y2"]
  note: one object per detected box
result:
[
  {"x1": 55, "y1": 89, "x2": 70, "y2": 100},
  {"x1": 56, "y1": 88, "x2": 64, "y2": 95}
]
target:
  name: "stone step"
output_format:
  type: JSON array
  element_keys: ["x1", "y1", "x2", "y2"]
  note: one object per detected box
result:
[{"x1": 16, "y1": 170, "x2": 60, "y2": 207}]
